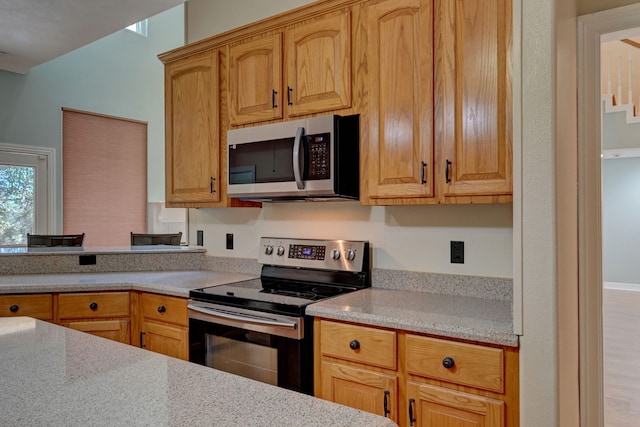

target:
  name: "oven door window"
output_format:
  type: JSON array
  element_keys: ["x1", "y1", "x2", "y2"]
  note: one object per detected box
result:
[
  {"x1": 190, "y1": 319, "x2": 307, "y2": 393},
  {"x1": 207, "y1": 330, "x2": 278, "y2": 386}
]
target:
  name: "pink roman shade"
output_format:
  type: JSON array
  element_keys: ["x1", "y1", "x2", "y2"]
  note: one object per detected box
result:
[{"x1": 62, "y1": 109, "x2": 147, "y2": 247}]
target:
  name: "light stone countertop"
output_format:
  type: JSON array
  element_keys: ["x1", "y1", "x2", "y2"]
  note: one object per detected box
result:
[
  {"x1": 0, "y1": 245, "x2": 206, "y2": 255},
  {"x1": 0, "y1": 270, "x2": 256, "y2": 298},
  {"x1": 306, "y1": 288, "x2": 518, "y2": 347},
  {"x1": 0, "y1": 317, "x2": 397, "y2": 427}
]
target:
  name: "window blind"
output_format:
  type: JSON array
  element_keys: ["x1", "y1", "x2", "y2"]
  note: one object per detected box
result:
[{"x1": 62, "y1": 109, "x2": 147, "y2": 247}]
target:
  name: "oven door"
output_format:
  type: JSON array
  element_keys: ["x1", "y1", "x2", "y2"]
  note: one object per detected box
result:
[{"x1": 188, "y1": 301, "x2": 314, "y2": 394}]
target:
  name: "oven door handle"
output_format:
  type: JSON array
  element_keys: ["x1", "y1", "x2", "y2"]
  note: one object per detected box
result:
[{"x1": 187, "y1": 304, "x2": 298, "y2": 329}]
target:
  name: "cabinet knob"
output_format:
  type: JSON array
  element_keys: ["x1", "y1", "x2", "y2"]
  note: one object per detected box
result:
[
  {"x1": 157, "y1": 305, "x2": 166, "y2": 313},
  {"x1": 89, "y1": 302, "x2": 98, "y2": 310},
  {"x1": 349, "y1": 339, "x2": 360, "y2": 350},
  {"x1": 442, "y1": 356, "x2": 455, "y2": 369},
  {"x1": 9, "y1": 304, "x2": 19, "y2": 313}
]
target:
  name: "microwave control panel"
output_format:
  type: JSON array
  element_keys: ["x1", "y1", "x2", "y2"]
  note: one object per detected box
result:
[{"x1": 307, "y1": 133, "x2": 330, "y2": 180}]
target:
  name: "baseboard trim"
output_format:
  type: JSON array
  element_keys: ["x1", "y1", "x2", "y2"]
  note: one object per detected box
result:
[{"x1": 604, "y1": 281, "x2": 640, "y2": 292}]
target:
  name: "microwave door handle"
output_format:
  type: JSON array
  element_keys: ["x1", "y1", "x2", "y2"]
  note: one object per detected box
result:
[{"x1": 293, "y1": 126, "x2": 305, "y2": 189}]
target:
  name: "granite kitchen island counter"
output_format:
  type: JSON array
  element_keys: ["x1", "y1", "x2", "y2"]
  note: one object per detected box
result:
[{"x1": 0, "y1": 317, "x2": 396, "y2": 427}]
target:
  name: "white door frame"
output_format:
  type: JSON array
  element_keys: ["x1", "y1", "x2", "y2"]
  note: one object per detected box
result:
[
  {"x1": 578, "y1": 4, "x2": 640, "y2": 426},
  {"x1": 0, "y1": 142, "x2": 56, "y2": 235}
]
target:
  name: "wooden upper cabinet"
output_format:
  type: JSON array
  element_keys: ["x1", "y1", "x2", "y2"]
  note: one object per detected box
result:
[
  {"x1": 165, "y1": 49, "x2": 220, "y2": 205},
  {"x1": 285, "y1": 11, "x2": 352, "y2": 117},
  {"x1": 435, "y1": 0, "x2": 512, "y2": 199},
  {"x1": 228, "y1": 10, "x2": 352, "y2": 126},
  {"x1": 228, "y1": 33, "x2": 283, "y2": 126},
  {"x1": 365, "y1": 0, "x2": 434, "y2": 201}
]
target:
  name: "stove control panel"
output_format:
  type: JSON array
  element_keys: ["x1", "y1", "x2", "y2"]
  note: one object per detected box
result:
[{"x1": 259, "y1": 237, "x2": 368, "y2": 272}]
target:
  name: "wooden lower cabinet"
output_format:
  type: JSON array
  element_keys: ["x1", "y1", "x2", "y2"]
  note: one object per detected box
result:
[
  {"x1": 0, "y1": 294, "x2": 53, "y2": 320},
  {"x1": 406, "y1": 381, "x2": 504, "y2": 427},
  {"x1": 61, "y1": 319, "x2": 130, "y2": 344},
  {"x1": 0, "y1": 290, "x2": 189, "y2": 357},
  {"x1": 56, "y1": 291, "x2": 131, "y2": 344},
  {"x1": 321, "y1": 361, "x2": 398, "y2": 423},
  {"x1": 139, "y1": 318, "x2": 188, "y2": 360},
  {"x1": 315, "y1": 318, "x2": 519, "y2": 427},
  {"x1": 137, "y1": 293, "x2": 189, "y2": 360}
]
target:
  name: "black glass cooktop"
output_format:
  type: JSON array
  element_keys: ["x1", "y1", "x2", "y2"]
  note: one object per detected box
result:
[{"x1": 189, "y1": 278, "x2": 358, "y2": 316}]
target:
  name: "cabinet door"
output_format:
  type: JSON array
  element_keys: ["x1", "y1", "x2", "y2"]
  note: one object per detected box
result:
[
  {"x1": 365, "y1": 0, "x2": 434, "y2": 200},
  {"x1": 228, "y1": 33, "x2": 283, "y2": 125},
  {"x1": 62, "y1": 319, "x2": 130, "y2": 344},
  {"x1": 320, "y1": 361, "x2": 398, "y2": 423},
  {"x1": 165, "y1": 49, "x2": 220, "y2": 204},
  {"x1": 285, "y1": 11, "x2": 351, "y2": 117},
  {"x1": 435, "y1": 0, "x2": 512, "y2": 198},
  {"x1": 406, "y1": 381, "x2": 504, "y2": 427},
  {"x1": 140, "y1": 319, "x2": 189, "y2": 360}
]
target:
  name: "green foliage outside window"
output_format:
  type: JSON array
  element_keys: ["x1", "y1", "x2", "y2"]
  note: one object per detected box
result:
[{"x1": 0, "y1": 165, "x2": 34, "y2": 245}]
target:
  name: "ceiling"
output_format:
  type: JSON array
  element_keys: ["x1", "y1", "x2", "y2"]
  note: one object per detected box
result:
[{"x1": 0, "y1": 0, "x2": 186, "y2": 74}]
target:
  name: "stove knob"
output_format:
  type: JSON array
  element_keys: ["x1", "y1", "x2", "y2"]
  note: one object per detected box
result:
[
  {"x1": 276, "y1": 246, "x2": 285, "y2": 256},
  {"x1": 330, "y1": 249, "x2": 341, "y2": 260},
  {"x1": 345, "y1": 249, "x2": 356, "y2": 261},
  {"x1": 264, "y1": 245, "x2": 274, "y2": 255}
]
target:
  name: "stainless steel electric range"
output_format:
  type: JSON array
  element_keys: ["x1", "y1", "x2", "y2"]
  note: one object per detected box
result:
[{"x1": 188, "y1": 237, "x2": 370, "y2": 395}]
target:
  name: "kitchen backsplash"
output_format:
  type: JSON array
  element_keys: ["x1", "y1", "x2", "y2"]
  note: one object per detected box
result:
[{"x1": 200, "y1": 255, "x2": 512, "y2": 302}]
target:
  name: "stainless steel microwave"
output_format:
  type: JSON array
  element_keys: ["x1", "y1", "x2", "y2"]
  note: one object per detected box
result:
[{"x1": 226, "y1": 114, "x2": 360, "y2": 201}]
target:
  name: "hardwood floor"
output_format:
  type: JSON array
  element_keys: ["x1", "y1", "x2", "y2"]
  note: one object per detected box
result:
[{"x1": 603, "y1": 288, "x2": 640, "y2": 427}]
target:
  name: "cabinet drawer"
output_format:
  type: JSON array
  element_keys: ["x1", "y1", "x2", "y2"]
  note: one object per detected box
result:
[
  {"x1": 320, "y1": 320, "x2": 396, "y2": 370},
  {"x1": 0, "y1": 294, "x2": 53, "y2": 320},
  {"x1": 406, "y1": 334, "x2": 504, "y2": 393},
  {"x1": 58, "y1": 292, "x2": 130, "y2": 319},
  {"x1": 140, "y1": 293, "x2": 188, "y2": 326}
]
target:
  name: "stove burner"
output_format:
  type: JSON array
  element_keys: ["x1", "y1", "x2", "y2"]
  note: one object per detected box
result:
[
  {"x1": 262, "y1": 288, "x2": 317, "y2": 299},
  {"x1": 259, "y1": 280, "x2": 352, "y2": 301}
]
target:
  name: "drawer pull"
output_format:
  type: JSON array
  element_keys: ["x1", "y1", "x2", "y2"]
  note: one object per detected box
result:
[
  {"x1": 9, "y1": 304, "x2": 19, "y2": 313},
  {"x1": 157, "y1": 305, "x2": 166, "y2": 313},
  {"x1": 442, "y1": 356, "x2": 456, "y2": 369},
  {"x1": 89, "y1": 302, "x2": 98, "y2": 310},
  {"x1": 349, "y1": 339, "x2": 360, "y2": 350}
]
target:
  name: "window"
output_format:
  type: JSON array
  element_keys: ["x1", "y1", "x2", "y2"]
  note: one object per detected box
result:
[
  {"x1": 0, "y1": 144, "x2": 55, "y2": 246},
  {"x1": 126, "y1": 19, "x2": 148, "y2": 37}
]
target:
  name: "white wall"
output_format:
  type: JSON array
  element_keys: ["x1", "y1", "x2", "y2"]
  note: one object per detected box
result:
[
  {"x1": 603, "y1": 157, "x2": 640, "y2": 284},
  {"x1": 520, "y1": 0, "x2": 559, "y2": 424},
  {"x1": 0, "y1": 5, "x2": 185, "y2": 231},
  {"x1": 603, "y1": 110, "x2": 640, "y2": 149},
  {"x1": 186, "y1": 0, "x2": 315, "y2": 43},
  {"x1": 190, "y1": 203, "x2": 513, "y2": 277}
]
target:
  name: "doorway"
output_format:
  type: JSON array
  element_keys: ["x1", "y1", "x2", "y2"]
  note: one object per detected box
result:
[{"x1": 578, "y1": 4, "x2": 640, "y2": 426}]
